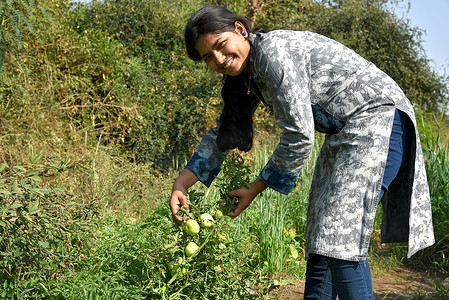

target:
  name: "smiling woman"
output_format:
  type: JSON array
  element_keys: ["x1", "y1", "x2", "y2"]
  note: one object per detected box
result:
[
  {"x1": 169, "y1": 5, "x2": 435, "y2": 300},
  {"x1": 194, "y1": 22, "x2": 251, "y2": 76}
]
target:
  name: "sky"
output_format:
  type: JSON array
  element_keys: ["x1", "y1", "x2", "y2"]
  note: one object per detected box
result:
[{"x1": 392, "y1": 0, "x2": 449, "y2": 77}]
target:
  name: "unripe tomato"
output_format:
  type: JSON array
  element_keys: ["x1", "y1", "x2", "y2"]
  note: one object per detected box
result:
[
  {"x1": 184, "y1": 219, "x2": 200, "y2": 235},
  {"x1": 171, "y1": 267, "x2": 188, "y2": 277},
  {"x1": 185, "y1": 241, "x2": 199, "y2": 257},
  {"x1": 213, "y1": 210, "x2": 223, "y2": 219},
  {"x1": 168, "y1": 257, "x2": 188, "y2": 277},
  {"x1": 168, "y1": 257, "x2": 183, "y2": 272},
  {"x1": 199, "y1": 213, "x2": 214, "y2": 228}
]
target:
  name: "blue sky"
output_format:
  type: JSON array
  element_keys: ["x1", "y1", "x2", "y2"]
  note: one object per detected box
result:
[{"x1": 392, "y1": 0, "x2": 449, "y2": 77}]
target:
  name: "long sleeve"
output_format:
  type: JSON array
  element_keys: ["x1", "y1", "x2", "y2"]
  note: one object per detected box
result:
[
  {"x1": 252, "y1": 35, "x2": 315, "y2": 194},
  {"x1": 184, "y1": 115, "x2": 228, "y2": 187},
  {"x1": 185, "y1": 96, "x2": 261, "y2": 187}
]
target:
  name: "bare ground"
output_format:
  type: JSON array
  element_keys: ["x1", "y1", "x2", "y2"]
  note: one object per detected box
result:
[{"x1": 267, "y1": 266, "x2": 449, "y2": 300}]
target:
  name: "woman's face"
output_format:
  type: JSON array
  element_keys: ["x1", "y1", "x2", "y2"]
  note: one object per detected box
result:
[{"x1": 195, "y1": 22, "x2": 250, "y2": 76}]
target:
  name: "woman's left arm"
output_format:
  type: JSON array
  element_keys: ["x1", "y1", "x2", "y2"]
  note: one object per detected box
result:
[
  {"x1": 254, "y1": 35, "x2": 315, "y2": 195},
  {"x1": 225, "y1": 39, "x2": 315, "y2": 217}
]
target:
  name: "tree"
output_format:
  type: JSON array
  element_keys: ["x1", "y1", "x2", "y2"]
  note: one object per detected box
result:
[
  {"x1": 0, "y1": 0, "x2": 52, "y2": 72},
  {"x1": 254, "y1": 0, "x2": 448, "y2": 112}
]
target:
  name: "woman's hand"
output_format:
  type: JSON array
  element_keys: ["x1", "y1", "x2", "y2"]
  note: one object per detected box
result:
[
  {"x1": 169, "y1": 169, "x2": 198, "y2": 225},
  {"x1": 227, "y1": 178, "x2": 267, "y2": 218},
  {"x1": 170, "y1": 189, "x2": 190, "y2": 225}
]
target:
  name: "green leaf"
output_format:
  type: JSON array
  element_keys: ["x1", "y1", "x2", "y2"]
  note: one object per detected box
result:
[
  {"x1": 13, "y1": 166, "x2": 26, "y2": 172},
  {"x1": 29, "y1": 146, "x2": 43, "y2": 164},
  {"x1": 0, "y1": 189, "x2": 11, "y2": 195},
  {"x1": 31, "y1": 187, "x2": 46, "y2": 195},
  {"x1": 0, "y1": 220, "x2": 6, "y2": 227},
  {"x1": 289, "y1": 244, "x2": 299, "y2": 259},
  {"x1": 0, "y1": 162, "x2": 8, "y2": 172},
  {"x1": 29, "y1": 175, "x2": 42, "y2": 182},
  {"x1": 33, "y1": 154, "x2": 43, "y2": 164},
  {"x1": 10, "y1": 179, "x2": 17, "y2": 192},
  {"x1": 38, "y1": 241, "x2": 49, "y2": 248},
  {"x1": 28, "y1": 201, "x2": 39, "y2": 215},
  {"x1": 25, "y1": 169, "x2": 40, "y2": 177},
  {"x1": 10, "y1": 203, "x2": 22, "y2": 209}
]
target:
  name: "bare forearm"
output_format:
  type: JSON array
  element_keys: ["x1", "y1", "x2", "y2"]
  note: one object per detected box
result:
[
  {"x1": 170, "y1": 169, "x2": 199, "y2": 224},
  {"x1": 250, "y1": 178, "x2": 268, "y2": 197},
  {"x1": 172, "y1": 169, "x2": 199, "y2": 193}
]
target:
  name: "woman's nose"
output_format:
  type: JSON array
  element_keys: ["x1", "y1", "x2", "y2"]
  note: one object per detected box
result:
[{"x1": 213, "y1": 52, "x2": 225, "y2": 64}]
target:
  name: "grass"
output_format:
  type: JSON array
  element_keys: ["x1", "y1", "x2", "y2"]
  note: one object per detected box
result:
[
  {"x1": 2, "y1": 115, "x2": 448, "y2": 299},
  {"x1": 1, "y1": 0, "x2": 448, "y2": 296}
]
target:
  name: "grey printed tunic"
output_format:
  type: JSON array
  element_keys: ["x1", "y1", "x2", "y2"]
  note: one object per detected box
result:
[{"x1": 185, "y1": 30, "x2": 435, "y2": 261}]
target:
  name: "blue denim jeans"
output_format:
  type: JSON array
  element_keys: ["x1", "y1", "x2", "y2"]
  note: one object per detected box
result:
[{"x1": 304, "y1": 109, "x2": 412, "y2": 300}]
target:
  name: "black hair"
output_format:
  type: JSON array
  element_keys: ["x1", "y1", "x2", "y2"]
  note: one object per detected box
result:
[
  {"x1": 217, "y1": 75, "x2": 259, "y2": 152},
  {"x1": 184, "y1": 5, "x2": 253, "y2": 61},
  {"x1": 185, "y1": 5, "x2": 262, "y2": 152}
]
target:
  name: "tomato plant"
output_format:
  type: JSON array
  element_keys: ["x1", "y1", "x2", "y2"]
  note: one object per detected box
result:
[{"x1": 155, "y1": 152, "x2": 258, "y2": 298}]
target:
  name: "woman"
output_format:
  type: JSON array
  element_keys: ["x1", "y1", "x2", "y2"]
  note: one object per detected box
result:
[{"x1": 169, "y1": 5, "x2": 435, "y2": 299}]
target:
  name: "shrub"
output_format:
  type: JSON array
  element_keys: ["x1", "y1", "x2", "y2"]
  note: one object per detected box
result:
[
  {"x1": 0, "y1": 149, "x2": 99, "y2": 281},
  {"x1": 63, "y1": 0, "x2": 223, "y2": 168},
  {"x1": 255, "y1": 0, "x2": 448, "y2": 112}
]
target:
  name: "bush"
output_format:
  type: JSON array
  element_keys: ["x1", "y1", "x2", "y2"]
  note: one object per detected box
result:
[
  {"x1": 62, "y1": 0, "x2": 223, "y2": 168},
  {"x1": 255, "y1": 0, "x2": 448, "y2": 112},
  {"x1": 0, "y1": 149, "x2": 99, "y2": 281}
]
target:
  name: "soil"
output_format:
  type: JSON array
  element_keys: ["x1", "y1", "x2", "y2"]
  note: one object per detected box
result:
[{"x1": 267, "y1": 265, "x2": 449, "y2": 299}]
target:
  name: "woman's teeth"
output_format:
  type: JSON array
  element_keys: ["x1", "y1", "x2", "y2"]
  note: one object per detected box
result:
[{"x1": 224, "y1": 57, "x2": 234, "y2": 69}]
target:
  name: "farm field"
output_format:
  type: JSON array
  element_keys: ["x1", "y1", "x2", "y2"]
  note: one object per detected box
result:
[{"x1": 1, "y1": 0, "x2": 448, "y2": 299}]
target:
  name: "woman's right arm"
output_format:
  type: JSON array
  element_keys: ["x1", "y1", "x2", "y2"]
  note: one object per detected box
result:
[{"x1": 170, "y1": 169, "x2": 199, "y2": 225}]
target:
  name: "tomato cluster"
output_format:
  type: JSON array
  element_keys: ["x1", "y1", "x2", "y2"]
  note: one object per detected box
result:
[{"x1": 167, "y1": 209, "x2": 223, "y2": 279}]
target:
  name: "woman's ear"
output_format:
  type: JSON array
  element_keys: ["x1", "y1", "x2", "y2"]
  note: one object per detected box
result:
[{"x1": 234, "y1": 21, "x2": 247, "y2": 36}]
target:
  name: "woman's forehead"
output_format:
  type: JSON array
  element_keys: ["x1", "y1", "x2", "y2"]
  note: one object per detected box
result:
[{"x1": 195, "y1": 32, "x2": 226, "y2": 55}]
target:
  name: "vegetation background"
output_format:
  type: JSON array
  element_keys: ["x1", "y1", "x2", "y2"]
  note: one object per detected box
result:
[{"x1": 0, "y1": 0, "x2": 448, "y2": 298}]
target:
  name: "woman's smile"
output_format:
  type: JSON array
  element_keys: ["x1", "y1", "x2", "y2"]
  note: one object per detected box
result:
[{"x1": 224, "y1": 56, "x2": 234, "y2": 69}]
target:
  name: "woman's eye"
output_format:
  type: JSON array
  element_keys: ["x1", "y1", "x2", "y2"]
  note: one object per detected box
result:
[{"x1": 218, "y1": 41, "x2": 225, "y2": 48}]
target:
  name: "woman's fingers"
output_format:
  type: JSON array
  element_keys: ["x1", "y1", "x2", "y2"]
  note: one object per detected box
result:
[
  {"x1": 227, "y1": 200, "x2": 249, "y2": 218},
  {"x1": 227, "y1": 187, "x2": 252, "y2": 218},
  {"x1": 169, "y1": 190, "x2": 190, "y2": 225}
]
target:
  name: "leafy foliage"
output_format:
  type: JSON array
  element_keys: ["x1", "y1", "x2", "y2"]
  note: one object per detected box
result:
[
  {"x1": 215, "y1": 152, "x2": 253, "y2": 214},
  {"x1": 0, "y1": 149, "x2": 99, "y2": 282},
  {"x1": 0, "y1": 0, "x2": 53, "y2": 71},
  {"x1": 414, "y1": 111, "x2": 449, "y2": 272},
  {"x1": 52, "y1": 0, "x2": 221, "y2": 168},
  {"x1": 256, "y1": 0, "x2": 448, "y2": 112},
  {"x1": 1, "y1": 0, "x2": 447, "y2": 170}
]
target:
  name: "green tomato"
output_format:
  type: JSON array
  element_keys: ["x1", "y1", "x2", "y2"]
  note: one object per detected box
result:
[
  {"x1": 213, "y1": 232, "x2": 228, "y2": 245},
  {"x1": 185, "y1": 241, "x2": 199, "y2": 257},
  {"x1": 199, "y1": 213, "x2": 214, "y2": 228},
  {"x1": 213, "y1": 210, "x2": 223, "y2": 219},
  {"x1": 171, "y1": 267, "x2": 188, "y2": 277},
  {"x1": 168, "y1": 257, "x2": 187, "y2": 277},
  {"x1": 167, "y1": 257, "x2": 183, "y2": 274},
  {"x1": 167, "y1": 260, "x2": 176, "y2": 272},
  {"x1": 184, "y1": 219, "x2": 200, "y2": 235}
]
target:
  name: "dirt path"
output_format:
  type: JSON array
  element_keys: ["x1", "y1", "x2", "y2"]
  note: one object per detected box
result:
[{"x1": 268, "y1": 266, "x2": 449, "y2": 299}]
